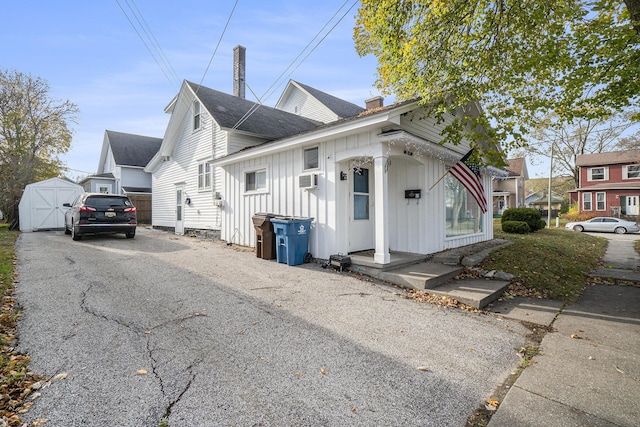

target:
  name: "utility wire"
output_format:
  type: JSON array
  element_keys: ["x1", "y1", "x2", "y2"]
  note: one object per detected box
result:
[
  {"x1": 198, "y1": 0, "x2": 239, "y2": 89},
  {"x1": 230, "y1": 0, "x2": 358, "y2": 132},
  {"x1": 115, "y1": 0, "x2": 180, "y2": 89}
]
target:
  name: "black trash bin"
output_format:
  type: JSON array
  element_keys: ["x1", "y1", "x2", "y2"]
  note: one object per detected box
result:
[{"x1": 252, "y1": 213, "x2": 277, "y2": 260}]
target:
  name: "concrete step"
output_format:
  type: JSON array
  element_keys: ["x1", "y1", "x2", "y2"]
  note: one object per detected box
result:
[
  {"x1": 375, "y1": 261, "x2": 464, "y2": 290},
  {"x1": 426, "y1": 278, "x2": 510, "y2": 309}
]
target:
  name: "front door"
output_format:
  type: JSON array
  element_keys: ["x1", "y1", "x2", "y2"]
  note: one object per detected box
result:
[
  {"x1": 175, "y1": 185, "x2": 184, "y2": 235},
  {"x1": 349, "y1": 167, "x2": 374, "y2": 252},
  {"x1": 627, "y1": 196, "x2": 639, "y2": 215}
]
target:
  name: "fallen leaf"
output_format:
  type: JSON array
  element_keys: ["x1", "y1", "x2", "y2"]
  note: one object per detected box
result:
[
  {"x1": 615, "y1": 365, "x2": 625, "y2": 374},
  {"x1": 137, "y1": 369, "x2": 148, "y2": 375},
  {"x1": 144, "y1": 330, "x2": 152, "y2": 334},
  {"x1": 32, "y1": 419, "x2": 49, "y2": 427},
  {"x1": 350, "y1": 407, "x2": 357, "y2": 413},
  {"x1": 320, "y1": 368, "x2": 327, "y2": 375},
  {"x1": 416, "y1": 366, "x2": 430, "y2": 371},
  {"x1": 487, "y1": 398, "x2": 500, "y2": 407},
  {"x1": 52, "y1": 372, "x2": 68, "y2": 381},
  {"x1": 570, "y1": 334, "x2": 582, "y2": 339}
]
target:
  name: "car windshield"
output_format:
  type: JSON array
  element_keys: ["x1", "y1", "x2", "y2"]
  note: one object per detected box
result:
[{"x1": 85, "y1": 196, "x2": 131, "y2": 209}]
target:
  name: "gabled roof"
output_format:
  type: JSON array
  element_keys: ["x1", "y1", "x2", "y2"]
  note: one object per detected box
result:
[
  {"x1": 105, "y1": 130, "x2": 163, "y2": 168},
  {"x1": 576, "y1": 149, "x2": 640, "y2": 167},
  {"x1": 505, "y1": 157, "x2": 528, "y2": 179},
  {"x1": 186, "y1": 81, "x2": 321, "y2": 139},
  {"x1": 291, "y1": 81, "x2": 365, "y2": 119}
]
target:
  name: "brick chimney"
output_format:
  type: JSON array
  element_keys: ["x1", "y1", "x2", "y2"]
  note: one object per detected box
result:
[
  {"x1": 365, "y1": 96, "x2": 384, "y2": 110},
  {"x1": 233, "y1": 45, "x2": 246, "y2": 99}
]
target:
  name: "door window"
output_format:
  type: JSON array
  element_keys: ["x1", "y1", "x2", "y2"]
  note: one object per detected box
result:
[{"x1": 353, "y1": 168, "x2": 369, "y2": 220}]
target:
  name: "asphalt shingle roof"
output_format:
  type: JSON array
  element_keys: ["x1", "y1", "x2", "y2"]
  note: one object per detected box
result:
[
  {"x1": 293, "y1": 81, "x2": 365, "y2": 119},
  {"x1": 576, "y1": 149, "x2": 640, "y2": 167},
  {"x1": 106, "y1": 131, "x2": 163, "y2": 167},
  {"x1": 187, "y1": 81, "x2": 321, "y2": 139}
]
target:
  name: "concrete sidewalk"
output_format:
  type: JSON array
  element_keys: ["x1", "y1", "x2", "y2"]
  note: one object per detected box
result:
[{"x1": 489, "y1": 236, "x2": 640, "y2": 427}]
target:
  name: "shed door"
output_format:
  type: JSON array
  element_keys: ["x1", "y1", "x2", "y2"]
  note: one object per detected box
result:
[{"x1": 31, "y1": 187, "x2": 79, "y2": 230}]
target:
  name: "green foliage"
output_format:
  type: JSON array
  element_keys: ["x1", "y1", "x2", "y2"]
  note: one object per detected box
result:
[
  {"x1": 486, "y1": 221, "x2": 608, "y2": 301},
  {"x1": 354, "y1": 0, "x2": 640, "y2": 161},
  {"x1": 0, "y1": 69, "x2": 79, "y2": 222},
  {"x1": 502, "y1": 220, "x2": 530, "y2": 234},
  {"x1": 501, "y1": 208, "x2": 545, "y2": 231}
]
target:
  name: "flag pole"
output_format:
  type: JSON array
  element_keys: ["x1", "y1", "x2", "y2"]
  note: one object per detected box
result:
[{"x1": 428, "y1": 170, "x2": 450, "y2": 191}]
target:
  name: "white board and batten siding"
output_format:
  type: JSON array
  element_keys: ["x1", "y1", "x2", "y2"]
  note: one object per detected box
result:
[{"x1": 221, "y1": 107, "x2": 494, "y2": 261}]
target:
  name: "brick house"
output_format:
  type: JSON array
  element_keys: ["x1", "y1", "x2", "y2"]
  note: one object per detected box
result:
[{"x1": 574, "y1": 149, "x2": 640, "y2": 217}]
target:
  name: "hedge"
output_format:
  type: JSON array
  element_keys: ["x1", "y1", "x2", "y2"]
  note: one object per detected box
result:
[
  {"x1": 502, "y1": 220, "x2": 531, "y2": 234},
  {"x1": 501, "y1": 208, "x2": 545, "y2": 231}
]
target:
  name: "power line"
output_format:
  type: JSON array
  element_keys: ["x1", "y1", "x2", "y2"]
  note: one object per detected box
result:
[
  {"x1": 115, "y1": 0, "x2": 180, "y2": 89},
  {"x1": 198, "y1": 0, "x2": 239, "y2": 88},
  {"x1": 230, "y1": 0, "x2": 358, "y2": 133}
]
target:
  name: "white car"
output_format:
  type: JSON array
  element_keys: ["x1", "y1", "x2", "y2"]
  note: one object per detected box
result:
[{"x1": 565, "y1": 217, "x2": 640, "y2": 234}]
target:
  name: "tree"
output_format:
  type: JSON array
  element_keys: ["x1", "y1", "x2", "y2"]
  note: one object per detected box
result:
[
  {"x1": 526, "y1": 113, "x2": 638, "y2": 187},
  {"x1": 354, "y1": 1, "x2": 640, "y2": 164},
  {"x1": 0, "y1": 69, "x2": 79, "y2": 222}
]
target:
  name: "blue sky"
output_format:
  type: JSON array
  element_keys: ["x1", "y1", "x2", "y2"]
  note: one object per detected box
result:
[{"x1": 3, "y1": 0, "x2": 382, "y2": 180}]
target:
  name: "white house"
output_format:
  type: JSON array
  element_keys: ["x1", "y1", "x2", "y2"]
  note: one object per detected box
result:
[
  {"x1": 80, "y1": 130, "x2": 162, "y2": 195},
  {"x1": 145, "y1": 46, "x2": 499, "y2": 265}
]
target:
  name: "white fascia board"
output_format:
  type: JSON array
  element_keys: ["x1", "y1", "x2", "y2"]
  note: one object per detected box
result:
[{"x1": 211, "y1": 108, "x2": 406, "y2": 167}]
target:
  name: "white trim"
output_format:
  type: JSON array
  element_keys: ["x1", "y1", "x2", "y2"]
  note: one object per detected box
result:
[
  {"x1": 587, "y1": 166, "x2": 609, "y2": 181},
  {"x1": 244, "y1": 168, "x2": 268, "y2": 194},
  {"x1": 623, "y1": 164, "x2": 640, "y2": 180},
  {"x1": 582, "y1": 192, "x2": 592, "y2": 211},
  {"x1": 596, "y1": 191, "x2": 606, "y2": 211}
]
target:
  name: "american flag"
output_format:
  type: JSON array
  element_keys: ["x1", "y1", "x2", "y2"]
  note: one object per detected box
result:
[{"x1": 449, "y1": 148, "x2": 487, "y2": 213}]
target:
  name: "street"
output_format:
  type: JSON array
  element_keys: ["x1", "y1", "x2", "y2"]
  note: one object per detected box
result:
[{"x1": 15, "y1": 228, "x2": 528, "y2": 426}]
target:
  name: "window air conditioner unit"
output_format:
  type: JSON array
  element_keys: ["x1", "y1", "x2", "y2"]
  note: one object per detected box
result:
[
  {"x1": 298, "y1": 173, "x2": 318, "y2": 190},
  {"x1": 161, "y1": 155, "x2": 171, "y2": 162}
]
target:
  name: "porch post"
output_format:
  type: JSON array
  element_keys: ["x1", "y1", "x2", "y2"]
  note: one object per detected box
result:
[{"x1": 373, "y1": 154, "x2": 390, "y2": 264}]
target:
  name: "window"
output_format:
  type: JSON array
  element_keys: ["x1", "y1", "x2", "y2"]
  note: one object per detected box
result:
[
  {"x1": 582, "y1": 192, "x2": 592, "y2": 210},
  {"x1": 353, "y1": 168, "x2": 369, "y2": 220},
  {"x1": 98, "y1": 185, "x2": 110, "y2": 194},
  {"x1": 198, "y1": 162, "x2": 211, "y2": 190},
  {"x1": 445, "y1": 173, "x2": 483, "y2": 237},
  {"x1": 303, "y1": 147, "x2": 319, "y2": 170},
  {"x1": 596, "y1": 192, "x2": 606, "y2": 211},
  {"x1": 193, "y1": 100, "x2": 201, "y2": 131},
  {"x1": 588, "y1": 167, "x2": 608, "y2": 181},
  {"x1": 624, "y1": 165, "x2": 640, "y2": 179},
  {"x1": 245, "y1": 169, "x2": 266, "y2": 192}
]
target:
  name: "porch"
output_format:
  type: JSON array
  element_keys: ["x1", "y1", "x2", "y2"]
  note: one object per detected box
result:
[{"x1": 335, "y1": 239, "x2": 513, "y2": 309}]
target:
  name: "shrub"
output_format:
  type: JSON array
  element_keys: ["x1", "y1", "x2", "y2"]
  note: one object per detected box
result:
[
  {"x1": 502, "y1": 220, "x2": 530, "y2": 234},
  {"x1": 561, "y1": 203, "x2": 599, "y2": 222},
  {"x1": 501, "y1": 208, "x2": 544, "y2": 231}
]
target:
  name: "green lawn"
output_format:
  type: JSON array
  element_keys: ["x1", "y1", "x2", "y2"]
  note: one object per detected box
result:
[{"x1": 480, "y1": 220, "x2": 609, "y2": 302}]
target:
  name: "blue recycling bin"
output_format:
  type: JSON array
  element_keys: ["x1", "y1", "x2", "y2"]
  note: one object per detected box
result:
[{"x1": 270, "y1": 217, "x2": 313, "y2": 266}]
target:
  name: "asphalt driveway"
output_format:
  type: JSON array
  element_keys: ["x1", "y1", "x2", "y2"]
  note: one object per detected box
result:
[{"x1": 15, "y1": 227, "x2": 529, "y2": 426}]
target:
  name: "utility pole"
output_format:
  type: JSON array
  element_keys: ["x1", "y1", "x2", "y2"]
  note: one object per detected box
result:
[{"x1": 547, "y1": 143, "x2": 554, "y2": 228}]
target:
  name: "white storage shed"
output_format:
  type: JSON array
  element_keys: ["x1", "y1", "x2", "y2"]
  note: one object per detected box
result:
[{"x1": 19, "y1": 177, "x2": 84, "y2": 232}]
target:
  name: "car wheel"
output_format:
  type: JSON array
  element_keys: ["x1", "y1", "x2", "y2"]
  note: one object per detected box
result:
[
  {"x1": 71, "y1": 222, "x2": 82, "y2": 241},
  {"x1": 126, "y1": 230, "x2": 135, "y2": 239},
  {"x1": 614, "y1": 227, "x2": 626, "y2": 234},
  {"x1": 573, "y1": 225, "x2": 584, "y2": 232}
]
